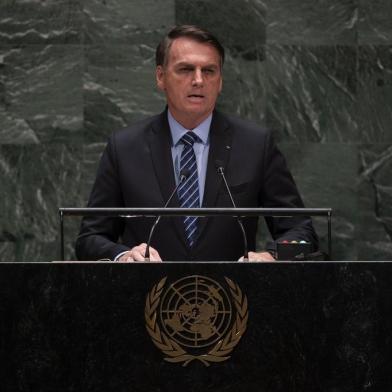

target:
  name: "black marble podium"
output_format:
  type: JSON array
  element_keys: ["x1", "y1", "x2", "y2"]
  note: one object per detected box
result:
[{"x1": 1, "y1": 262, "x2": 391, "y2": 392}]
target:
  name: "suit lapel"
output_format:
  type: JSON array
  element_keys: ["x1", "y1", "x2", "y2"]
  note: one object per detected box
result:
[
  {"x1": 149, "y1": 111, "x2": 177, "y2": 203},
  {"x1": 197, "y1": 111, "x2": 233, "y2": 240}
]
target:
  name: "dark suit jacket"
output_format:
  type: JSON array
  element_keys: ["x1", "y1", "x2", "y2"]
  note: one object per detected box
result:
[{"x1": 75, "y1": 109, "x2": 318, "y2": 261}]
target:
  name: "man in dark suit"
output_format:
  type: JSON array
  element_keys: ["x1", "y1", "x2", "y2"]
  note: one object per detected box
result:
[{"x1": 75, "y1": 25, "x2": 318, "y2": 262}]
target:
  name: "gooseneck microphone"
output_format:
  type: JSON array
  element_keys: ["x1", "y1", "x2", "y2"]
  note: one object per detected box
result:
[
  {"x1": 145, "y1": 169, "x2": 190, "y2": 261},
  {"x1": 215, "y1": 160, "x2": 249, "y2": 261}
]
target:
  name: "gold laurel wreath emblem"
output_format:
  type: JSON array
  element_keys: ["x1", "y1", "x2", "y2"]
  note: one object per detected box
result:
[{"x1": 144, "y1": 276, "x2": 248, "y2": 367}]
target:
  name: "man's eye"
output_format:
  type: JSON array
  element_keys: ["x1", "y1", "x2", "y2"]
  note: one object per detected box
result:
[
  {"x1": 179, "y1": 67, "x2": 192, "y2": 72},
  {"x1": 203, "y1": 69, "x2": 215, "y2": 74}
]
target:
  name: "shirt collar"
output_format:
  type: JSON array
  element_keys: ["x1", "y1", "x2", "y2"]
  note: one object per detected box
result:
[{"x1": 167, "y1": 110, "x2": 212, "y2": 146}]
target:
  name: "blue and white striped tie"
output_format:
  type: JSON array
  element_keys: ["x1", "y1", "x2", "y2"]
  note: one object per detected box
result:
[{"x1": 177, "y1": 131, "x2": 200, "y2": 247}]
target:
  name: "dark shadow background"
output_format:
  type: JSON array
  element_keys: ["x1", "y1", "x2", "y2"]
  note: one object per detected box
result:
[{"x1": 0, "y1": 0, "x2": 391, "y2": 261}]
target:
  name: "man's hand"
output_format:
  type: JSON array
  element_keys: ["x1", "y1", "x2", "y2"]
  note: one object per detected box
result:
[
  {"x1": 238, "y1": 251, "x2": 276, "y2": 262},
  {"x1": 118, "y1": 243, "x2": 162, "y2": 262}
]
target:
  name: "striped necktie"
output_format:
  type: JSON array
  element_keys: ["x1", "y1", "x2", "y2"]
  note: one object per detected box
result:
[{"x1": 177, "y1": 131, "x2": 200, "y2": 247}]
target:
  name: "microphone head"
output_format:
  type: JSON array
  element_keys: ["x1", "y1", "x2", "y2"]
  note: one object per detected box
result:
[{"x1": 215, "y1": 160, "x2": 224, "y2": 174}]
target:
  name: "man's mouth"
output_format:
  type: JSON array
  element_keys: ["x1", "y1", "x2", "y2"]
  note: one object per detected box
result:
[{"x1": 187, "y1": 94, "x2": 205, "y2": 100}]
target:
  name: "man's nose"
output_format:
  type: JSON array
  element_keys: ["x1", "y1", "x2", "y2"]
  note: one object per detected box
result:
[{"x1": 192, "y1": 69, "x2": 203, "y2": 86}]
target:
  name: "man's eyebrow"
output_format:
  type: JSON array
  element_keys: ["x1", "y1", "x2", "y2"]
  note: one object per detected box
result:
[
  {"x1": 174, "y1": 62, "x2": 219, "y2": 68},
  {"x1": 202, "y1": 64, "x2": 219, "y2": 69},
  {"x1": 174, "y1": 62, "x2": 195, "y2": 67}
]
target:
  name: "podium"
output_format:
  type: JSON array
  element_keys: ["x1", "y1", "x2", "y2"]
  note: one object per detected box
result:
[{"x1": 1, "y1": 261, "x2": 392, "y2": 391}]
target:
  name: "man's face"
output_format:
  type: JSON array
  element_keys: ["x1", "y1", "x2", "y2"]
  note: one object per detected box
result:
[{"x1": 156, "y1": 37, "x2": 223, "y2": 129}]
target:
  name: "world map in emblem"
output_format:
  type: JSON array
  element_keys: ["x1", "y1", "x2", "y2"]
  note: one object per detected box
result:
[{"x1": 159, "y1": 275, "x2": 232, "y2": 348}]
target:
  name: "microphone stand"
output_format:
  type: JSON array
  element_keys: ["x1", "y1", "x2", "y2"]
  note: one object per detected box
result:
[
  {"x1": 145, "y1": 170, "x2": 189, "y2": 261},
  {"x1": 216, "y1": 162, "x2": 249, "y2": 261}
]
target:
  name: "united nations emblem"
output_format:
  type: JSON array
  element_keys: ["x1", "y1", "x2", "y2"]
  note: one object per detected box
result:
[{"x1": 144, "y1": 275, "x2": 248, "y2": 366}]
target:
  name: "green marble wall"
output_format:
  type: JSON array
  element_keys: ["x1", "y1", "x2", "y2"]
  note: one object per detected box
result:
[{"x1": 0, "y1": 0, "x2": 391, "y2": 261}]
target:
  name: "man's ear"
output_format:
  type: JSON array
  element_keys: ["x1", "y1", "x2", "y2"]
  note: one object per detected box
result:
[
  {"x1": 156, "y1": 65, "x2": 165, "y2": 91},
  {"x1": 218, "y1": 76, "x2": 223, "y2": 94}
]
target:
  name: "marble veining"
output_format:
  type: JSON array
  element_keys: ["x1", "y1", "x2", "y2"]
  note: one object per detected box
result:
[
  {"x1": 358, "y1": 145, "x2": 392, "y2": 259},
  {"x1": 265, "y1": 0, "x2": 358, "y2": 44},
  {"x1": 358, "y1": 0, "x2": 392, "y2": 44},
  {"x1": 266, "y1": 45, "x2": 358, "y2": 142},
  {"x1": 1, "y1": 45, "x2": 83, "y2": 143},
  {"x1": 357, "y1": 45, "x2": 392, "y2": 142},
  {"x1": 0, "y1": 0, "x2": 83, "y2": 44}
]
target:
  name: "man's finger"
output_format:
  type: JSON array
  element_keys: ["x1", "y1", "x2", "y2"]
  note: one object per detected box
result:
[
  {"x1": 247, "y1": 251, "x2": 275, "y2": 262},
  {"x1": 149, "y1": 247, "x2": 162, "y2": 262},
  {"x1": 131, "y1": 249, "x2": 145, "y2": 262}
]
